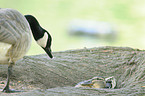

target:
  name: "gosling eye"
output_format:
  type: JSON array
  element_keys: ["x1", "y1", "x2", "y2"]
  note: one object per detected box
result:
[{"x1": 93, "y1": 77, "x2": 104, "y2": 81}]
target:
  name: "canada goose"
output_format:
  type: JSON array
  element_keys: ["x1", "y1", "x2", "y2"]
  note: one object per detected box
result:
[{"x1": 0, "y1": 8, "x2": 53, "y2": 93}]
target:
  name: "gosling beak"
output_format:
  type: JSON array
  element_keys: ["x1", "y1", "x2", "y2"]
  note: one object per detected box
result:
[{"x1": 43, "y1": 47, "x2": 53, "y2": 58}]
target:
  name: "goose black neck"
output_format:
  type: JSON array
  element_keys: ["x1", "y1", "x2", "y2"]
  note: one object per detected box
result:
[{"x1": 25, "y1": 15, "x2": 44, "y2": 40}]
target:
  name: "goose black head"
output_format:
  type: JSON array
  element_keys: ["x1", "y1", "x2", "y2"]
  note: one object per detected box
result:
[{"x1": 25, "y1": 15, "x2": 53, "y2": 58}]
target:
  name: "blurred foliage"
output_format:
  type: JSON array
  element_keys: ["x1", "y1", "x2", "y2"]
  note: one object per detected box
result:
[{"x1": 1, "y1": 0, "x2": 145, "y2": 55}]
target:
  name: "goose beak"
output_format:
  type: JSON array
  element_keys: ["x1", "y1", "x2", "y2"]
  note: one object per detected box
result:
[{"x1": 43, "y1": 47, "x2": 53, "y2": 58}]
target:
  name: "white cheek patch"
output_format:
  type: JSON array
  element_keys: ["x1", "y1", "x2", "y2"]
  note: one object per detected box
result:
[{"x1": 37, "y1": 32, "x2": 48, "y2": 48}]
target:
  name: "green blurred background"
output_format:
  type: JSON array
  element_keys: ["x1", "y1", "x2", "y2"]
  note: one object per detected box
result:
[{"x1": 1, "y1": 0, "x2": 145, "y2": 55}]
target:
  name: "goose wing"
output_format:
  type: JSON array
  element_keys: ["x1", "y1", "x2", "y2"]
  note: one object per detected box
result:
[{"x1": 0, "y1": 8, "x2": 31, "y2": 44}]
